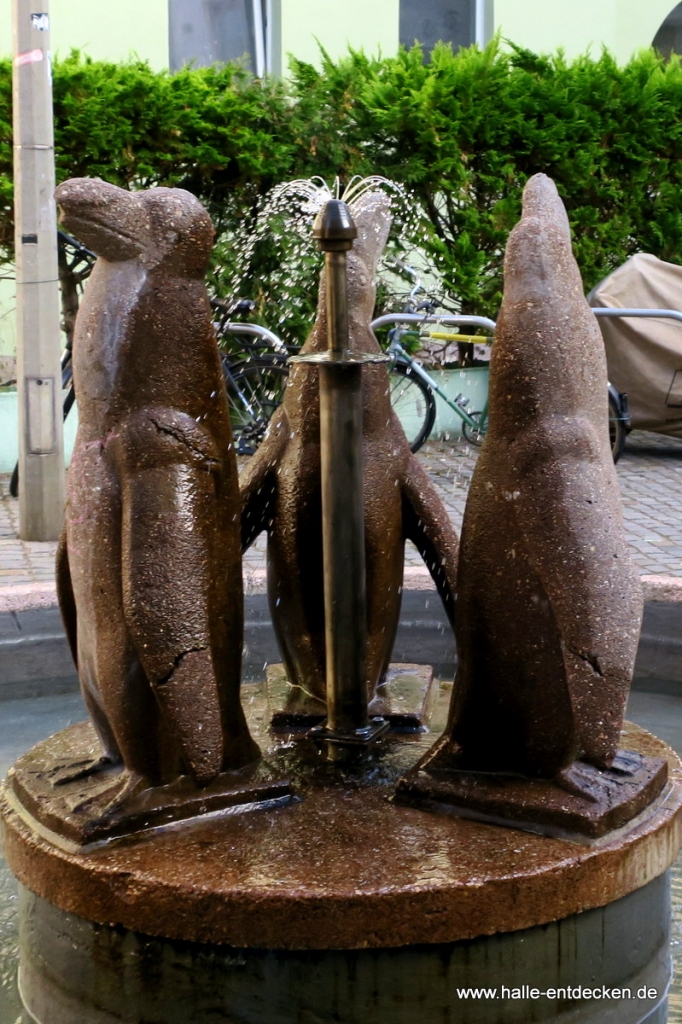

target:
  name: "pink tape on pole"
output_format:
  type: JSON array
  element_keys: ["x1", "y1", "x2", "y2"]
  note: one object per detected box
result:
[{"x1": 15, "y1": 49, "x2": 44, "y2": 66}]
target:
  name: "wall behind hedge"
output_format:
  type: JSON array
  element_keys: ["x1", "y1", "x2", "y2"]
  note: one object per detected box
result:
[{"x1": 1, "y1": 42, "x2": 682, "y2": 335}]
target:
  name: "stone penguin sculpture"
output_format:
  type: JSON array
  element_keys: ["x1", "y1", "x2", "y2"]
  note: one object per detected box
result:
[
  {"x1": 54, "y1": 178, "x2": 259, "y2": 810},
  {"x1": 420, "y1": 173, "x2": 643, "y2": 780},
  {"x1": 240, "y1": 190, "x2": 459, "y2": 706}
]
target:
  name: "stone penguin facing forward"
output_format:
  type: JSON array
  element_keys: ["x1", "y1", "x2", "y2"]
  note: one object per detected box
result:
[
  {"x1": 54, "y1": 178, "x2": 259, "y2": 812},
  {"x1": 240, "y1": 190, "x2": 459, "y2": 708},
  {"x1": 419, "y1": 174, "x2": 643, "y2": 782}
]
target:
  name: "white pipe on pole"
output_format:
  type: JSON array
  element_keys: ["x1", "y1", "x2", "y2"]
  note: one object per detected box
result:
[
  {"x1": 251, "y1": 0, "x2": 265, "y2": 77},
  {"x1": 265, "y1": 0, "x2": 272, "y2": 74},
  {"x1": 475, "y1": 0, "x2": 486, "y2": 48},
  {"x1": 12, "y1": 0, "x2": 64, "y2": 540}
]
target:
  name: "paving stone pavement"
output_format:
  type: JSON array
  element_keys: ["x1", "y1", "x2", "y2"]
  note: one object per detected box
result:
[
  {"x1": 1, "y1": 429, "x2": 682, "y2": 585},
  {"x1": 409, "y1": 430, "x2": 682, "y2": 577}
]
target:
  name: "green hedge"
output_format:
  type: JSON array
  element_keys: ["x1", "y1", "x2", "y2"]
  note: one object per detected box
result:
[{"x1": 2, "y1": 42, "x2": 682, "y2": 338}]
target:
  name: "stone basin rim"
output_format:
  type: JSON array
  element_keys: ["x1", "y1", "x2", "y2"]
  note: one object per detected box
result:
[{"x1": 0, "y1": 570, "x2": 679, "y2": 613}]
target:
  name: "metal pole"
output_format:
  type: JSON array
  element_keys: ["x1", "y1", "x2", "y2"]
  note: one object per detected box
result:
[
  {"x1": 474, "y1": 0, "x2": 485, "y2": 47},
  {"x1": 319, "y1": 366, "x2": 367, "y2": 732},
  {"x1": 13, "y1": 0, "x2": 64, "y2": 540},
  {"x1": 305, "y1": 199, "x2": 388, "y2": 761}
]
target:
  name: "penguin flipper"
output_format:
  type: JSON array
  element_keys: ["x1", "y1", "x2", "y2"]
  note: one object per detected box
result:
[
  {"x1": 240, "y1": 408, "x2": 288, "y2": 551},
  {"x1": 122, "y1": 465, "x2": 240, "y2": 785},
  {"x1": 402, "y1": 455, "x2": 459, "y2": 628},
  {"x1": 56, "y1": 526, "x2": 78, "y2": 668}
]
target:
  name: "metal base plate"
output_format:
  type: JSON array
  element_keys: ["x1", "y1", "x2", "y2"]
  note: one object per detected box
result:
[{"x1": 267, "y1": 663, "x2": 436, "y2": 733}]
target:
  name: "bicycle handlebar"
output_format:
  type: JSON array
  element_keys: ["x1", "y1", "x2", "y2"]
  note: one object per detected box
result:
[
  {"x1": 220, "y1": 321, "x2": 289, "y2": 355},
  {"x1": 217, "y1": 308, "x2": 682, "y2": 360},
  {"x1": 592, "y1": 307, "x2": 682, "y2": 324},
  {"x1": 371, "y1": 313, "x2": 497, "y2": 333},
  {"x1": 372, "y1": 308, "x2": 682, "y2": 335}
]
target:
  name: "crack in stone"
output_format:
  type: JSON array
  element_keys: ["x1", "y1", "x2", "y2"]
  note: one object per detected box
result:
[
  {"x1": 568, "y1": 646, "x2": 604, "y2": 678},
  {"x1": 158, "y1": 646, "x2": 207, "y2": 687},
  {"x1": 149, "y1": 416, "x2": 220, "y2": 468}
]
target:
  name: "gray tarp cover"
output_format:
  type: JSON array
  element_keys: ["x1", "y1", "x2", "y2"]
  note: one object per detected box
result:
[{"x1": 589, "y1": 253, "x2": 682, "y2": 435}]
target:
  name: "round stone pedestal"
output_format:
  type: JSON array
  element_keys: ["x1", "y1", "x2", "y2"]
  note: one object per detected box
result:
[
  {"x1": 2, "y1": 682, "x2": 681, "y2": 1024},
  {"x1": 17, "y1": 873, "x2": 672, "y2": 1024}
]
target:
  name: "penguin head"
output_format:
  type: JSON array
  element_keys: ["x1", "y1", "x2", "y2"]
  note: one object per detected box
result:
[
  {"x1": 347, "y1": 190, "x2": 392, "y2": 322},
  {"x1": 302, "y1": 189, "x2": 392, "y2": 355},
  {"x1": 55, "y1": 179, "x2": 214, "y2": 277},
  {"x1": 140, "y1": 187, "x2": 214, "y2": 276}
]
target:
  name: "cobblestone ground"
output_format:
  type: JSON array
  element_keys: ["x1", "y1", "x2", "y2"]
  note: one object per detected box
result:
[{"x1": 2, "y1": 429, "x2": 682, "y2": 583}]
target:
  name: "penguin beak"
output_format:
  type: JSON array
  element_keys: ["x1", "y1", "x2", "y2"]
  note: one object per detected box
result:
[{"x1": 55, "y1": 178, "x2": 151, "y2": 261}]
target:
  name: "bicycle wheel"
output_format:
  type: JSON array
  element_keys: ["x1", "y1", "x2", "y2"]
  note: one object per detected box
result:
[
  {"x1": 462, "y1": 411, "x2": 486, "y2": 447},
  {"x1": 226, "y1": 356, "x2": 289, "y2": 455},
  {"x1": 608, "y1": 391, "x2": 626, "y2": 464},
  {"x1": 389, "y1": 362, "x2": 436, "y2": 453}
]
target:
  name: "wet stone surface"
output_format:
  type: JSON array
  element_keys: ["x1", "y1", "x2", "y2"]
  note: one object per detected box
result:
[
  {"x1": 2, "y1": 688, "x2": 682, "y2": 1021},
  {"x1": 2, "y1": 681, "x2": 681, "y2": 954}
]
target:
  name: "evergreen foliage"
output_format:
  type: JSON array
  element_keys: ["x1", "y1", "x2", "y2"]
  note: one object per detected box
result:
[{"x1": 1, "y1": 42, "x2": 682, "y2": 335}]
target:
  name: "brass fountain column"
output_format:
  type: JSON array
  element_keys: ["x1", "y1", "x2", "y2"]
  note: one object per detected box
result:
[{"x1": 301, "y1": 199, "x2": 389, "y2": 761}]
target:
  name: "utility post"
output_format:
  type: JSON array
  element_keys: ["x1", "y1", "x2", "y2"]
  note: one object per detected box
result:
[{"x1": 12, "y1": 0, "x2": 64, "y2": 540}]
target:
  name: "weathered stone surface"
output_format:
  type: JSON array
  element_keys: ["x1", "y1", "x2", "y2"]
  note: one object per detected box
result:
[
  {"x1": 396, "y1": 748, "x2": 668, "y2": 839},
  {"x1": 6, "y1": 721, "x2": 291, "y2": 845},
  {"x1": 1, "y1": 686, "x2": 681, "y2": 950},
  {"x1": 240, "y1": 191, "x2": 459, "y2": 704},
  {"x1": 53, "y1": 179, "x2": 259, "y2": 819},
  {"x1": 16, "y1": 874, "x2": 673, "y2": 1024},
  {"x1": 416, "y1": 174, "x2": 643, "y2": 794}
]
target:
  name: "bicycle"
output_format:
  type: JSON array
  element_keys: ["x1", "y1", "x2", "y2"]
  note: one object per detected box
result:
[
  {"x1": 216, "y1": 278, "x2": 492, "y2": 457},
  {"x1": 222, "y1": 309, "x2": 495, "y2": 457},
  {"x1": 373, "y1": 262, "x2": 631, "y2": 461},
  {"x1": 382, "y1": 319, "x2": 631, "y2": 460},
  {"x1": 215, "y1": 281, "x2": 496, "y2": 457},
  {"x1": 211, "y1": 298, "x2": 294, "y2": 455},
  {"x1": 371, "y1": 260, "x2": 495, "y2": 452}
]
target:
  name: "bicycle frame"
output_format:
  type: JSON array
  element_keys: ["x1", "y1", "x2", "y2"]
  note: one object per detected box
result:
[
  {"x1": 221, "y1": 360, "x2": 262, "y2": 422},
  {"x1": 372, "y1": 307, "x2": 682, "y2": 439},
  {"x1": 215, "y1": 322, "x2": 289, "y2": 426},
  {"x1": 370, "y1": 313, "x2": 496, "y2": 433}
]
